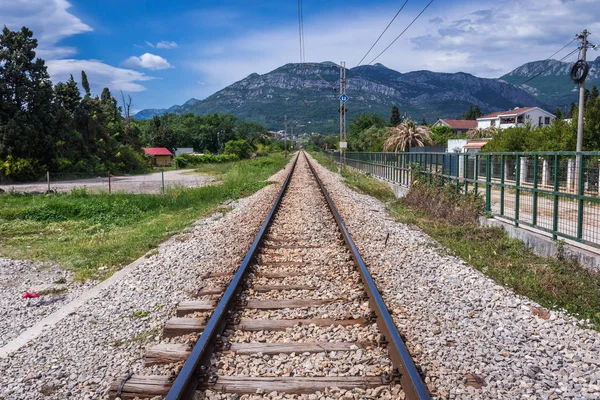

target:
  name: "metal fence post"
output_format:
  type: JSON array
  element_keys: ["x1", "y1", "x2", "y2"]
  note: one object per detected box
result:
[
  {"x1": 532, "y1": 156, "x2": 539, "y2": 226},
  {"x1": 515, "y1": 154, "x2": 521, "y2": 227},
  {"x1": 108, "y1": 173, "x2": 111, "y2": 194},
  {"x1": 463, "y1": 154, "x2": 468, "y2": 194},
  {"x1": 500, "y1": 154, "x2": 505, "y2": 216},
  {"x1": 161, "y1": 170, "x2": 165, "y2": 194},
  {"x1": 577, "y1": 154, "x2": 584, "y2": 239},
  {"x1": 553, "y1": 155, "x2": 559, "y2": 240},
  {"x1": 485, "y1": 154, "x2": 491, "y2": 213},
  {"x1": 47, "y1": 171, "x2": 50, "y2": 192},
  {"x1": 474, "y1": 154, "x2": 479, "y2": 195}
]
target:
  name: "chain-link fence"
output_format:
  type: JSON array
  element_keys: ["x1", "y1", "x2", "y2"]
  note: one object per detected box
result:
[
  {"x1": 0, "y1": 170, "x2": 213, "y2": 195},
  {"x1": 326, "y1": 151, "x2": 600, "y2": 249}
]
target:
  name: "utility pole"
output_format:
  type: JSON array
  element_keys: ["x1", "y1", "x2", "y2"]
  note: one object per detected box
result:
[
  {"x1": 339, "y1": 61, "x2": 347, "y2": 169},
  {"x1": 284, "y1": 115, "x2": 288, "y2": 157},
  {"x1": 576, "y1": 29, "x2": 589, "y2": 155}
]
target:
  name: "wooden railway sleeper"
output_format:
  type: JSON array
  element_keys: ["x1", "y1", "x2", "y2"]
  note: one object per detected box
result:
[
  {"x1": 365, "y1": 310, "x2": 377, "y2": 322},
  {"x1": 116, "y1": 371, "x2": 134, "y2": 397}
]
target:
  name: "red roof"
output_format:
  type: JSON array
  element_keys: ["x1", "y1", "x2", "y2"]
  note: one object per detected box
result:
[
  {"x1": 479, "y1": 107, "x2": 535, "y2": 120},
  {"x1": 143, "y1": 147, "x2": 172, "y2": 156},
  {"x1": 439, "y1": 119, "x2": 477, "y2": 130}
]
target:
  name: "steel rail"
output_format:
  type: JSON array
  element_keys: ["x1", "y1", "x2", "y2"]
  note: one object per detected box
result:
[
  {"x1": 165, "y1": 153, "x2": 299, "y2": 400},
  {"x1": 303, "y1": 152, "x2": 431, "y2": 400}
]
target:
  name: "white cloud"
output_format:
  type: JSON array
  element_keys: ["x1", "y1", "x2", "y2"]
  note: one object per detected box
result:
[
  {"x1": 156, "y1": 41, "x2": 178, "y2": 49},
  {"x1": 187, "y1": 0, "x2": 600, "y2": 101},
  {"x1": 122, "y1": 53, "x2": 174, "y2": 70},
  {"x1": 46, "y1": 59, "x2": 154, "y2": 92},
  {"x1": 145, "y1": 41, "x2": 155, "y2": 48},
  {"x1": 0, "y1": 0, "x2": 93, "y2": 58}
]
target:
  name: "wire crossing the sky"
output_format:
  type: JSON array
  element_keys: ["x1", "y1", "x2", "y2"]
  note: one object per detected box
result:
[
  {"x1": 356, "y1": 0, "x2": 409, "y2": 67},
  {"x1": 368, "y1": 0, "x2": 435, "y2": 65},
  {"x1": 297, "y1": 0, "x2": 306, "y2": 64}
]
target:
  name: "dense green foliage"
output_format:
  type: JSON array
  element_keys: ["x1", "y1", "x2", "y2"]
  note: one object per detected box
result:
[
  {"x1": 482, "y1": 86, "x2": 600, "y2": 152},
  {"x1": 224, "y1": 139, "x2": 254, "y2": 159},
  {"x1": 172, "y1": 153, "x2": 239, "y2": 168},
  {"x1": 463, "y1": 105, "x2": 483, "y2": 120},
  {"x1": 347, "y1": 113, "x2": 386, "y2": 151},
  {"x1": 0, "y1": 153, "x2": 289, "y2": 279},
  {"x1": 134, "y1": 113, "x2": 272, "y2": 155},
  {"x1": 390, "y1": 105, "x2": 401, "y2": 126},
  {"x1": 307, "y1": 134, "x2": 338, "y2": 150},
  {"x1": 0, "y1": 27, "x2": 150, "y2": 181},
  {"x1": 430, "y1": 126, "x2": 457, "y2": 146}
]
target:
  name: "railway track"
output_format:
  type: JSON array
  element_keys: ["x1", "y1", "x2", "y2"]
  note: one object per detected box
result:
[{"x1": 109, "y1": 152, "x2": 429, "y2": 400}]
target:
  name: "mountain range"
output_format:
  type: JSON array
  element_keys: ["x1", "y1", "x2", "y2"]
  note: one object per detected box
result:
[{"x1": 134, "y1": 58, "x2": 600, "y2": 132}]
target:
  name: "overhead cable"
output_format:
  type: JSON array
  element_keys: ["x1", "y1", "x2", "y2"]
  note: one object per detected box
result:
[
  {"x1": 356, "y1": 0, "x2": 409, "y2": 67},
  {"x1": 368, "y1": 0, "x2": 435, "y2": 65}
]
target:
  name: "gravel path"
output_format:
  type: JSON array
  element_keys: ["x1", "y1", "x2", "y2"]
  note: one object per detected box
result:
[
  {"x1": 0, "y1": 169, "x2": 213, "y2": 194},
  {"x1": 0, "y1": 258, "x2": 92, "y2": 347},
  {"x1": 0, "y1": 160, "x2": 292, "y2": 399},
  {"x1": 307, "y1": 153, "x2": 600, "y2": 399}
]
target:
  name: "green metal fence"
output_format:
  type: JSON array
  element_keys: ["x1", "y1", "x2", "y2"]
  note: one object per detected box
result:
[{"x1": 327, "y1": 151, "x2": 600, "y2": 249}]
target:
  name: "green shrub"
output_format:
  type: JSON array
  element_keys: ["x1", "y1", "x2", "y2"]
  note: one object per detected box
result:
[
  {"x1": 173, "y1": 153, "x2": 239, "y2": 168},
  {"x1": 0, "y1": 156, "x2": 45, "y2": 182},
  {"x1": 224, "y1": 139, "x2": 254, "y2": 159}
]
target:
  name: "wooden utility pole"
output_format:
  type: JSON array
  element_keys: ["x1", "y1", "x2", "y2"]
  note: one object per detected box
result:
[{"x1": 284, "y1": 115, "x2": 288, "y2": 157}]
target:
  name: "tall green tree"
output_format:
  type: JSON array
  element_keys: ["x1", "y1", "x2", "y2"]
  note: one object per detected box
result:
[
  {"x1": 0, "y1": 26, "x2": 55, "y2": 164},
  {"x1": 81, "y1": 70, "x2": 91, "y2": 96},
  {"x1": 463, "y1": 105, "x2": 483, "y2": 120},
  {"x1": 554, "y1": 107, "x2": 564, "y2": 120},
  {"x1": 347, "y1": 113, "x2": 386, "y2": 151},
  {"x1": 390, "y1": 105, "x2": 401, "y2": 126}
]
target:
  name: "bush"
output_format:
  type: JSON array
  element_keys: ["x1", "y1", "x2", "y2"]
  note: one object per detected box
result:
[
  {"x1": 224, "y1": 139, "x2": 254, "y2": 159},
  {"x1": 173, "y1": 153, "x2": 239, "y2": 168},
  {"x1": 0, "y1": 156, "x2": 45, "y2": 182},
  {"x1": 403, "y1": 168, "x2": 484, "y2": 225}
]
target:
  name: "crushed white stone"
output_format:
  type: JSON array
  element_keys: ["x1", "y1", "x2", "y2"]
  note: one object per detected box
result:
[
  {"x1": 307, "y1": 153, "x2": 600, "y2": 399},
  {"x1": 0, "y1": 161, "x2": 292, "y2": 400}
]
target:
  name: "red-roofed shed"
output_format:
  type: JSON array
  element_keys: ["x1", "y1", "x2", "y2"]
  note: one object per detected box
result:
[{"x1": 143, "y1": 148, "x2": 173, "y2": 166}]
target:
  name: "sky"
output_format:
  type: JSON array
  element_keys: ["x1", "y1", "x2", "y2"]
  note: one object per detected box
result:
[{"x1": 2, "y1": 0, "x2": 600, "y2": 112}]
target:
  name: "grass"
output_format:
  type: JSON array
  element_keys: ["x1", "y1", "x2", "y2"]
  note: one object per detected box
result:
[
  {"x1": 311, "y1": 151, "x2": 600, "y2": 331},
  {"x1": 0, "y1": 153, "x2": 289, "y2": 281}
]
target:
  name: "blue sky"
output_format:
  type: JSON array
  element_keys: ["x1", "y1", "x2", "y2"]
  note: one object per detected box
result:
[{"x1": 3, "y1": 0, "x2": 600, "y2": 112}]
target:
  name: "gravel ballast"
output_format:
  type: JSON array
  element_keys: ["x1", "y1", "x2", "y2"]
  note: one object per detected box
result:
[
  {"x1": 0, "y1": 160, "x2": 293, "y2": 400},
  {"x1": 307, "y1": 153, "x2": 600, "y2": 399},
  {"x1": 0, "y1": 258, "x2": 91, "y2": 347}
]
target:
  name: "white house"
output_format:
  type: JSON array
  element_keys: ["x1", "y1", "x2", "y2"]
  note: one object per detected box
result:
[{"x1": 477, "y1": 107, "x2": 555, "y2": 130}]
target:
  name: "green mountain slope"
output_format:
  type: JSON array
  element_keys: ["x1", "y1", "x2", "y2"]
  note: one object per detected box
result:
[
  {"x1": 500, "y1": 56, "x2": 600, "y2": 109},
  {"x1": 135, "y1": 62, "x2": 548, "y2": 133}
]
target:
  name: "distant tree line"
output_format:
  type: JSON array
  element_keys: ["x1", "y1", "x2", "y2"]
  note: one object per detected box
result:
[{"x1": 0, "y1": 26, "x2": 279, "y2": 182}]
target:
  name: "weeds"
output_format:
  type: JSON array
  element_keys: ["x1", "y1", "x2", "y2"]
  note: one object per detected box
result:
[{"x1": 0, "y1": 153, "x2": 289, "y2": 280}]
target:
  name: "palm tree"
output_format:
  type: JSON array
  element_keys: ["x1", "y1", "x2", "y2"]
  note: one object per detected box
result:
[
  {"x1": 382, "y1": 119, "x2": 432, "y2": 152},
  {"x1": 466, "y1": 126, "x2": 497, "y2": 139}
]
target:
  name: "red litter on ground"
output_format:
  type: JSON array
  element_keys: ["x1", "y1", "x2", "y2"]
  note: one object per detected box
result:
[{"x1": 22, "y1": 292, "x2": 40, "y2": 299}]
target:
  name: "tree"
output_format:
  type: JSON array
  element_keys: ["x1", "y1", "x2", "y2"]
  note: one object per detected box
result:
[
  {"x1": 569, "y1": 102, "x2": 577, "y2": 118},
  {"x1": 0, "y1": 26, "x2": 55, "y2": 165},
  {"x1": 382, "y1": 119, "x2": 432, "y2": 152},
  {"x1": 149, "y1": 116, "x2": 178, "y2": 152},
  {"x1": 390, "y1": 105, "x2": 401, "y2": 126},
  {"x1": 421, "y1": 117, "x2": 428, "y2": 126},
  {"x1": 81, "y1": 70, "x2": 91, "y2": 96},
  {"x1": 554, "y1": 107, "x2": 564, "y2": 120},
  {"x1": 224, "y1": 139, "x2": 253, "y2": 159},
  {"x1": 347, "y1": 113, "x2": 386, "y2": 151},
  {"x1": 429, "y1": 126, "x2": 455, "y2": 147},
  {"x1": 463, "y1": 105, "x2": 483, "y2": 120}
]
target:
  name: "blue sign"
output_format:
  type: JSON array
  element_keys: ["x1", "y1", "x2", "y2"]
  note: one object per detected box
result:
[{"x1": 339, "y1": 93, "x2": 348, "y2": 103}]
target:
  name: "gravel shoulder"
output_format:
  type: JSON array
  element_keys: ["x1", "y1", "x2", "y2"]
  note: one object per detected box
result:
[
  {"x1": 307, "y1": 153, "x2": 600, "y2": 399},
  {"x1": 0, "y1": 159, "x2": 293, "y2": 400},
  {"x1": 0, "y1": 259, "x2": 93, "y2": 347}
]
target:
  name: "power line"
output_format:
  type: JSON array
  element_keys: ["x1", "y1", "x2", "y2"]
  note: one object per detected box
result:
[
  {"x1": 356, "y1": 0, "x2": 409, "y2": 67},
  {"x1": 297, "y1": 0, "x2": 306, "y2": 63},
  {"x1": 519, "y1": 47, "x2": 579, "y2": 87},
  {"x1": 368, "y1": 0, "x2": 435, "y2": 65}
]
